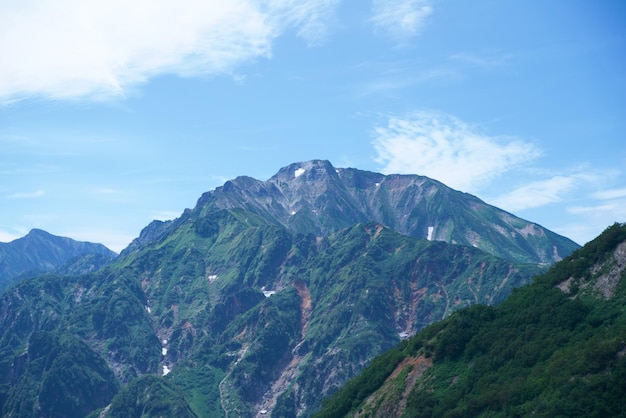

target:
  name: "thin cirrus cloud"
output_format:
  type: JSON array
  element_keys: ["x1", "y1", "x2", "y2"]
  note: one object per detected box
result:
[
  {"x1": 370, "y1": 0, "x2": 433, "y2": 40},
  {"x1": 489, "y1": 175, "x2": 587, "y2": 212},
  {"x1": 372, "y1": 111, "x2": 542, "y2": 193},
  {"x1": 0, "y1": 0, "x2": 340, "y2": 103}
]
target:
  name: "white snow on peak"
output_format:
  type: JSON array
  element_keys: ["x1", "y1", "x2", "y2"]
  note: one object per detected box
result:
[
  {"x1": 294, "y1": 168, "x2": 306, "y2": 178},
  {"x1": 427, "y1": 226, "x2": 434, "y2": 241}
]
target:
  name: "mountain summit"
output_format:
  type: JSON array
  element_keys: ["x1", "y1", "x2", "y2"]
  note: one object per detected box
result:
[{"x1": 192, "y1": 160, "x2": 578, "y2": 264}]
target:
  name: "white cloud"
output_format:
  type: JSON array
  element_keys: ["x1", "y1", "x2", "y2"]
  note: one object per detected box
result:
[
  {"x1": 268, "y1": 0, "x2": 341, "y2": 46},
  {"x1": 370, "y1": 0, "x2": 433, "y2": 40},
  {"x1": 568, "y1": 185, "x2": 626, "y2": 229},
  {"x1": 0, "y1": 0, "x2": 338, "y2": 102},
  {"x1": 489, "y1": 176, "x2": 583, "y2": 212},
  {"x1": 591, "y1": 187, "x2": 626, "y2": 200},
  {"x1": 0, "y1": 231, "x2": 23, "y2": 243},
  {"x1": 372, "y1": 111, "x2": 542, "y2": 193},
  {"x1": 560, "y1": 198, "x2": 626, "y2": 245}
]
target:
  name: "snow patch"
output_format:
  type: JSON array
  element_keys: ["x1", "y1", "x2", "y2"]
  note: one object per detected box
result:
[
  {"x1": 163, "y1": 365, "x2": 171, "y2": 376},
  {"x1": 399, "y1": 332, "x2": 409, "y2": 339},
  {"x1": 162, "y1": 347, "x2": 167, "y2": 356},
  {"x1": 163, "y1": 339, "x2": 168, "y2": 345},
  {"x1": 208, "y1": 274, "x2": 218, "y2": 283},
  {"x1": 263, "y1": 290, "x2": 276, "y2": 297},
  {"x1": 427, "y1": 226, "x2": 434, "y2": 241},
  {"x1": 294, "y1": 168, "x2": 306, "y2": 178},
  {"x1": 375, "y1": 182, "x2": 380, "y2": 187}
]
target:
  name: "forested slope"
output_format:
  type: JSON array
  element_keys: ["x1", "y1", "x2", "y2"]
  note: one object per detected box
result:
[{"x1": 314, "y1": 223, "x2": 626, "y2": 417}]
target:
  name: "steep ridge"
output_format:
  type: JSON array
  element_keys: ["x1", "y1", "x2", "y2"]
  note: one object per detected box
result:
[
  {"x1": 195, "y1": 160, "x2": 578, "y2": 264},
  {"x1": 0, "y1": 229, "x2": 117, "y2": 292},
  {"x1": 314, "y1": 223, "x2": 626, "y2": 417},
  {"x1": 0, "y1": 161, "x2": 581, "y2": 417}
]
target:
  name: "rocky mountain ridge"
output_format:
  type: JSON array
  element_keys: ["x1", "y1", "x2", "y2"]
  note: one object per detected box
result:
[{"x1": 192, "y1": 160, "x2": 578, "y2": 264}]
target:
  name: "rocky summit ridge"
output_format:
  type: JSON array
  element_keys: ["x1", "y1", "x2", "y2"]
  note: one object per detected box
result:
[{"x1": 192, "y1": 160, "x2": 578, "y2": 264}]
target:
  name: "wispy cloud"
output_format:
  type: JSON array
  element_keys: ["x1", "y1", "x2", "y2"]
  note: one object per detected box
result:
[
  {"x1": 6, "y1": 190, "x2": 45, "y2": 199},
  {"x1": 591, "y1": 187, "x2": 626, "y2": 200},
  {"x1": 372, "y1": 111, "x2": 541, "y2": 193},
  {"x1": 569, "y1": 185, "x2": 626, "y2": 222},
  {"x1": 272, "y1": 0, "x2": 341, "y2": 47},
  {"x1": 0, "y1": 0, "x2": 339, "y2": 103},
  {"x1": 369, "y1": 0, "x2": 433, "y2": 41},
  {"x1": 560, "y1": 189, "x2": 626, "y2": 244},
  {"x1": 489, "y1": 174, "x2": 592, "y2": 211}
]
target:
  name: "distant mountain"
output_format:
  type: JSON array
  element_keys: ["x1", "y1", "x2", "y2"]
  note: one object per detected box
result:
[
  {"x1": 192, "y1": 160, "x2": 578, "y2": 264},
  {"x1": 0, "y1": 161, "x2": 581, "y2": 417},
  {"x1": 314, "y1": 223, "x2": 626, "y2": 418},
  {"x1": 0, "y1": 229, "x2": 117, "y2": 292}
]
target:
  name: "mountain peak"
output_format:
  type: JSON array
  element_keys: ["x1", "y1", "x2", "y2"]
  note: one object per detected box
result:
[
  {"x1": 271, "y1": 159, "x2": 338, "y2": 182},
  {"x1": 0, "y1": 229, "x2": 117, "y2": 292},
  {"x1": 192, "y1": 161, "x2": 579, "y2": 264}
]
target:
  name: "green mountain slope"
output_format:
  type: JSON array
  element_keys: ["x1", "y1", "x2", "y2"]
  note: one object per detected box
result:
[
  {"x1": 0, "y1": 208, "x2": 542, "y2": 417},
  {"x1": 313, "y1": 223, "x2": 626, "y2": 418}
]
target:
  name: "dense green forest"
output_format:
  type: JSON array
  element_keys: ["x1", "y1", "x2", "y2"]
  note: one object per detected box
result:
[{"x1": 314, "y1": 223, "x2": 626, "y2": 417}]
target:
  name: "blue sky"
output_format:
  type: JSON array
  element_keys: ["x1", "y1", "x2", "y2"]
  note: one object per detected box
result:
[{"x1": 1, "y1": 0, "x2": 624, "y2": 252}]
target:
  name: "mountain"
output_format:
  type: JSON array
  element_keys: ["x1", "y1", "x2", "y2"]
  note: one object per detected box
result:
[
  {"x1": 192, "y1": 160, "x2": 579, "y2": 264},
  {"x1": 0, "y1": 228, "x2": 117, "y2": 292},
  {"x1": 0, "y1": 161, "x2": 580, "y2": 417},
  {"x1": 314, "y1": 223, "x2": 626, "y2": 418}
]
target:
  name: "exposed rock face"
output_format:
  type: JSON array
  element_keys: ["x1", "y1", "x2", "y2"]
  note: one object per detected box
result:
[
  {"x1": 557, "y1": 240, "x2": 626, "y2": 299},
  {"x1": 197, "y1": 160, "x2": 578, "y2": 264}
]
